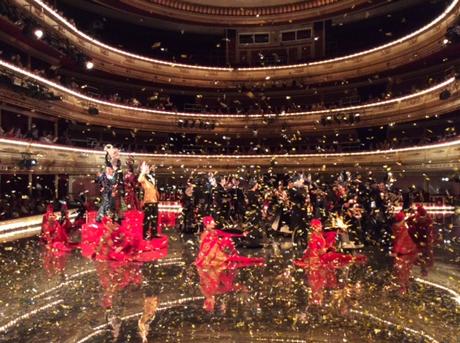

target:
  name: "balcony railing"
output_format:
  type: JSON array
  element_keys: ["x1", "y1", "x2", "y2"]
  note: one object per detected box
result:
[{"x1": 10, "y1": 0, "x2": 460, "y2": 87}]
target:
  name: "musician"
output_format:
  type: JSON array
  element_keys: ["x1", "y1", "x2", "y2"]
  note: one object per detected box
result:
[
  {"x1": 229, "y1": 176, "x2": 245, "y2": 224},
  {"x1": 181, "y1": 178, "x2": 195, "y2": 233},
  {"x1": 271, "y1": 182, "x2": 289, "y2": 232},
  {"x1": 309, "y1": 184, "x2": 327, "y2": 220},
  {"x1": 287, "y1": 175, "x2": 308, "y2": 234},
  {"x1": 243, "y1": 179, "x2": 264, "y2": 247},
  {"x1": 343, "y1": 198, "x2": 364, "y2": 244},
  {"x1": 212, "y1": 176, "x2": 230, "y2": 226}
]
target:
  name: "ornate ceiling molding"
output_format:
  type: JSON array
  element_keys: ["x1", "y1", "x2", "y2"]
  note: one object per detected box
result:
[{"x1": 105, "y1": 0, "x2": 369, "y2": 26}]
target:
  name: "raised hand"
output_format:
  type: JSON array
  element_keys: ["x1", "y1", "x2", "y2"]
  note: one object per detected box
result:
[{"x1": 140, "y1": 161, "x2": 150, "y2": 175}]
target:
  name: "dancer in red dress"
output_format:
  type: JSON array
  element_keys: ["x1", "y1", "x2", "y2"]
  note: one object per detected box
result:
[
  {"x1": 41, "y1": 204, "x2": 71, "y2": 251},
  {"x1": 93, "y1": 216, "x2": 136, "y2": 261},
  {"x1": 392, "y1": 211, "x2": 419, "y2": 294},
  {"x1": 58, "y1": 203, "x2": 73, "y2": 238},
  {"x1": 195, "y1": 216, "x2": 264, "y2": 312},
  {"x1": 195, "y1": 216, "x2": 264, "y2": 270},
  {"x1": 124, "y1": 156, "x2": 140, "y2": 211},
  {"x1": 408, "y1": 205, "x2": 435, "y2": 276},
  {"x1": 294, "y1": 218, "x2": 366, "y2": 305}
]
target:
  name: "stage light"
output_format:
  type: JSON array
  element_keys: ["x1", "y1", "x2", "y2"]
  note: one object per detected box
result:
[
  {"x1": 443, "y1": 38, "x2": 450, "y2": 44},
  {"x1": 19, "y1": 157, "x2": 38, "y2": 169},
  {"x1": 85, "y1": 61, "x2": 94, "y2": 70},
  {"x1": 34, "y1": 29, "x2": 44, "y2": 39}
]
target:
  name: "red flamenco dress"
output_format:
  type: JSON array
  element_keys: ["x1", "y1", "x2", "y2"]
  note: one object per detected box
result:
[
  {"x1": 195, "y1": 218, "x2": 264, "y2": 312},
  {"x1": 80, "y1": 210, "x2": 168, "y2": 262},
  {"x1": 124, "y1": 171, "x2": 140, "y2": 211},
  {"x1": 41, "y1": 205, "x2": 72, "y2": 252},
  {"x1": 294, "y1": 219, "x2": 366, "y2": 305},
  {"x1": 59, "y1": 204, "x2": 76, "y2": 243},
  {"x1": 407, "y1": 206, "x2": 435, "y2": 276},
  {"x1": 195, "y1": 228, "x2": 265, "y2": 270},
  {"x1": 392, "y1": 212, "x2": 419, "y2": 293}
]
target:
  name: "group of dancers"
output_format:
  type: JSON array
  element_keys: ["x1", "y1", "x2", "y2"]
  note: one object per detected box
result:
[
  {"x1": 182, "y1": 170, "x2": 437, "y2": 294},
  {"x1": 95, "y1": 145, "x2": 160, "y2": 239},
  {"x1": 38, "y1": 148, "x2": 438, "y2": 341},
  {"x1": 41, "y1": 144, "x2": 165, "y2": 259}
]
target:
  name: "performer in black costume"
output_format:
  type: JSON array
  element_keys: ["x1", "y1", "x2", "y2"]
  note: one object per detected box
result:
[
  {"x1": 181, "y1": 178, "x2": 195, "y2": 234},
  {"x1": 229, "y1": 176, "x2": 245, "y2": 224},
  {"x1": 287, "y1": 175, "x2": 308, "y2": 233},
  {"x1": 212, "y1": 176, "x2": 230, "y2": 227},
  {"x1": 96, "y1": 152, "x2": 116, "y2": 222},
  {"x1": 242, "y1": 178, "x2": 264, "y2": 248}
]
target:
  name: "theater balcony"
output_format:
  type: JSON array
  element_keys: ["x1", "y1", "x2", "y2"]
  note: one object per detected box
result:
[
  {"x1": 5, "y1": 0, "x2": 460, "y2": 87},
  {"x1": 91, "y1": 0, "x2": 371, "y2": 26},
  {"x1": 1, "y1": 136, "x2": 460, "y2": 175},
  {"x1": 0, "y1": 61, "x2": 459, "y2": 136}
]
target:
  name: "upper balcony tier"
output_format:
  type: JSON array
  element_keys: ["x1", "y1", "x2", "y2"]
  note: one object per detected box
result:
[{"x1": 9, "y1": 0, "x2": 460, "y2": 88}]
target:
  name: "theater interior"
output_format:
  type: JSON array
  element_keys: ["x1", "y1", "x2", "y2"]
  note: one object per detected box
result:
[{"x1": 0, "y1": 0, "x2": 459, "y2": 342}]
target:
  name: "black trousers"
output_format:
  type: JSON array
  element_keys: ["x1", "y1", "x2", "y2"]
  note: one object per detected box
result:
[{"x1": 143, "y1": 203, "x2": 159, "y2": 239}]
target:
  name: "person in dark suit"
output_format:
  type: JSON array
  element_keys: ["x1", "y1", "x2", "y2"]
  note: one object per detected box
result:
[{"x1": 287, "y1": 175, "x2": 308, "y2": 234}]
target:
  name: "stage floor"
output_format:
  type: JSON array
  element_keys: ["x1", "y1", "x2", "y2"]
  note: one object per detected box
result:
[{"x1": 0, "y1": 219, "x2": 459, "y2": 343}]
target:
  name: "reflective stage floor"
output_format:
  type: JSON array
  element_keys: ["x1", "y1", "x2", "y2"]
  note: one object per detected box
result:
[{"x1": 0, "y1": 219, "x2": 459, "y2": 343}]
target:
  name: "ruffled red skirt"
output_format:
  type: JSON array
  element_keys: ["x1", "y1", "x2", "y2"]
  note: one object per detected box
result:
[{"x1": 80, "y1": 210, "x2": 168, "y2": 262}]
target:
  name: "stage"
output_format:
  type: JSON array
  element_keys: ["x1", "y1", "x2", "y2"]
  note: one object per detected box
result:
[{"x1": 0, "y1": 216, "x2": 458, "y2": 343}]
